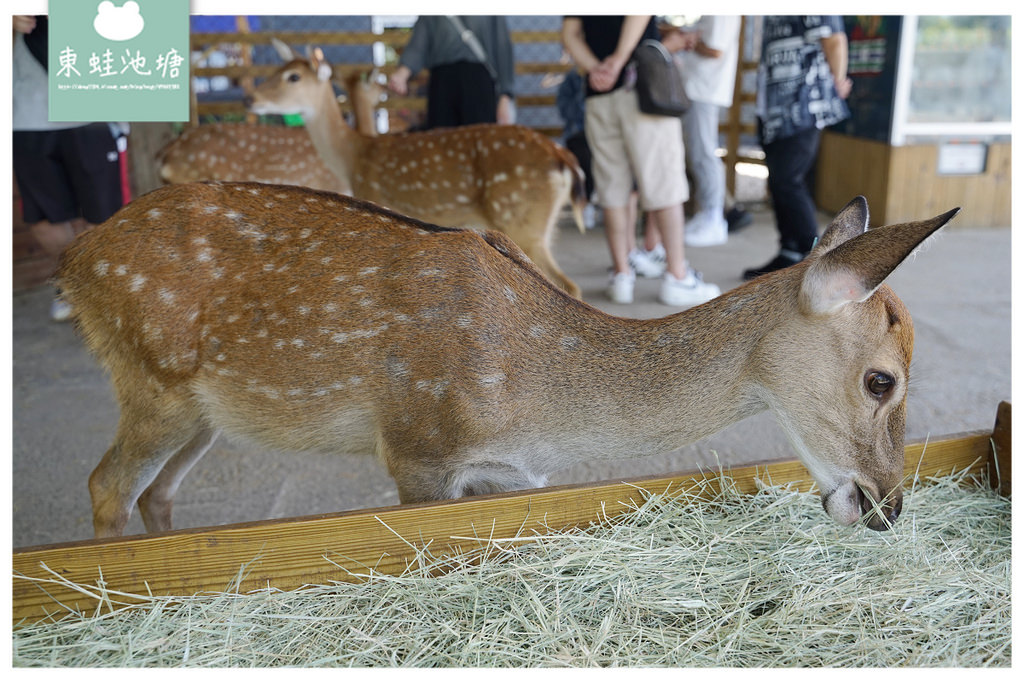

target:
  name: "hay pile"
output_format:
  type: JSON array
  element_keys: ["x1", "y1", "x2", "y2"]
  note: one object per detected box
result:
[{"x1": 13, "y1": 470, "x2": 1010, "y2": 667}]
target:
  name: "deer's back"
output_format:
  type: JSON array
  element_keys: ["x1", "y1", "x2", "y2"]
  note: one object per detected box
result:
[
  {"x1": 352, "y1": 124, "x2": 575, "y2": 224},
  {"x1": 58, "y1": 183, "x2": 581, "y2": 408},
  {"x1": 159, "y1": 123, "x2": 344, "y2": 192}
]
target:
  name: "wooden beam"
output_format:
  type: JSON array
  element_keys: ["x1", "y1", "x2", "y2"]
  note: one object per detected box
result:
[
  {"x1": 989, "y1": 401, "x2": 1011, "y2": 496},
  {"x1": 13, "y1": 431, "x2": 995, "y2": 625}
]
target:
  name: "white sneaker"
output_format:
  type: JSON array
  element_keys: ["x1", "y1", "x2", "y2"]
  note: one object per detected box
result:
[
  {"x1": 583, "y1": 203, "x2": 597, "y2": 230},
  {"x1": 606, "y1": 270, "x2": 636, "y2": 304},
  {"x1": 685, "y1": 211, "x2": 728, "y2": 247},
  {"x1": 628, "y1": 244, "x2": 667, "y2": 278},
  {"x1": 659, "y1": 268, "x2": 721, "y2": 307}
]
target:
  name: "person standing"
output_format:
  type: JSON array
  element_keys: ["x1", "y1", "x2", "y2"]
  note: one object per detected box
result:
[
  {"x1": 561, "y1": 15, "x2": 719, "y2": 306},
  {"x1": 13, "y1": 15, "x2": 127, "y2": 320},
  {"x1": 744, "y1": 15, "x2": 851, "y2": 280},
  {"x1": 663, "y1": 16, "x2": 741, "y2": 247},
  {"x1": 388, "y1": 16, "x2": 516, "y2": 129}
]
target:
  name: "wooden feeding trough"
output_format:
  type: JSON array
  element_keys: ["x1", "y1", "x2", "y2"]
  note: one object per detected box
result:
[{"x1": 12, "y1": 402, "x2": 1010, "y2": 626}]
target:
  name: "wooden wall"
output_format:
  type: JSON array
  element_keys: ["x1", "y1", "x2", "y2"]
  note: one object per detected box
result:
[{"x1": 816, "y1": 131, "x2": 1011, "y2": 227}]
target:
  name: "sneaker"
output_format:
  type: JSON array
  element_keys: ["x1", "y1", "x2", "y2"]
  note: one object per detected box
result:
[
  {"x1": 606, "y1": 270, "x2": 636, "y2": 304},
  {"x1": 628, "y1": 244, "x2": 666, "y2": 278},
  {"x1": 742, "y1": 251, "x2": 805, "y2": 281},
  {"x1": 684, "y1": 211, "x2": 728, "y2": 247},
  {"x1": 726, "y1": 205, "x2": 753, "y2": 232},
  {"x1": 583, "y1": 203, "x2": 597, "y2": 230},
  {"x1": 659, "y1": 268, "x2": 721, "y2": 307},
  {"x1": 50, "y1": 296, "x2": 73, "y2": 322}
]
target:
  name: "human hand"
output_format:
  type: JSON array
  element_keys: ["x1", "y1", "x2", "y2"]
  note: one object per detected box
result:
[
  {"x1": 13, "y1": 15, "x2": 37, "y2": 34},
  {"x1": 588, "y1": 56, "x2": 624, "y2": 93},
  {"x1": 835, "y1": 75, "x2": 853, "y2": 99},
  {"x1": 388, "y1": 66, "x2": 411, "y2": 96},
  {"x1": 496, "y1": 94, "x2": 515, "y2": 124}
]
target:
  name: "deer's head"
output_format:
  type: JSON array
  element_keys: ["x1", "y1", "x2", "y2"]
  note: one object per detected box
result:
[
  {"x1": 752, "y1": 197, "x2": 958, "y2": 530},
  {"x1": 246, "y1": 40, "x2": 334, "y2": 119}
]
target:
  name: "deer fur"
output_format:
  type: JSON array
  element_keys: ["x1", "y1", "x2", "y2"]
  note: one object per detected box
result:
[
  {"x1": 247, "y1": 43, "x2": 587, "y2": 299},
  {"x1": 56, "y1": 182, "x2": 958, "y2": 537}
]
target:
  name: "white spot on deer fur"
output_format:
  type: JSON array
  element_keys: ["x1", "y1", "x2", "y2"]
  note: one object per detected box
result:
[
  {"x1": 263, "y1": 263, "x2": 275, "y2": 272},
  {"x1": 93, "y1": 261, "x2": 110, "y2": 277},
  {"x1": 215, "y1": 353, "x2": 227, "y2": 362},
  {"x1": 129, "y1": 274, "x2": 147, "y2": 292},
  {"x1": 530, "y1": 325, "x2": 546, "y2": 338},
  {"x1": 492, "y1": 172, "x2": 508, "y2": 183},
  {"x1": 455, "y1": 315, "x2": 473, "y2": 328},
  {"x1": 359, "y1": 267, "x2": 380, "y2": 276},
  {"x1": 419, "y1": 268, "x2": 442, "y2": 277},
  {"x1": 224, "y1": 210, "x2": 241, "y2": 220},
  {"x1": 332, "y1": 325, "x2": 387, "y2": 343},
  {"x1": 560, "y1": 336, "x2": 581, "y2": 350},
  {"x1": 299, "y1": 228, "x2": 312, "y2": 239},
  {"x1": 197, "y1": 249, "x2": 214, "y2": 263},
  {"x1": 323, "y1": 302, "x2": 338, "y2": 313},
  {"x1": 115, "y1": 264, "x2": 128, "y2": 276},
  {"x1": 504, "y1": 286, "x2": 517, "y2": 303},
  {"x1": 202, "y1": 205, "x2": 218, "y2": 214},
  {"x1": 479, "y1": 373, "x2": 505, "y2": 387},
  {"x1": 455, "y1": 194, "x2": 471, "y2": 204},
  {"x1": 297, "y1": 305, "x2": 310, "y2": 316},
  {"x1": 274, "y1": 340, "x2": 286, "y2": 349},
  {"x1": 292, "y1": 339, "x2": 306, "y2": 348},
  {"x1": 226, "y1": 314, "x2": 240, "y2": 323},
  {"x1": 158, "y1": 288, "x2": 176, "y2": 304}
]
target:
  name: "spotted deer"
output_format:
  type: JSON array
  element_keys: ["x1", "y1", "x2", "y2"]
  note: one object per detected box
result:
[
  {"x1": 157, "y1": 68, "x2": 380, "y2": 192},
  {"x1": 57, "y1": 183, "x2": 957, "y2": 537},
  {"x1": 246, "y1": 44, "x2": 586, "y2": 299}
]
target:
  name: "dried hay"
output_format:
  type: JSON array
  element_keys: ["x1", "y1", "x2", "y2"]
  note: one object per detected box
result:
[{"x1": 13, "y1": 468, "x2": 1011, "y2": 667}]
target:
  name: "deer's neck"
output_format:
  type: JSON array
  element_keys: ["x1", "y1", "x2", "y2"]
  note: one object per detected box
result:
[
  {"x1": 537, "y1": 276, "x2": 797, "y2": 460},
  {"x1": 301, "y1": 87, "x2": 365, "y2": 192}
]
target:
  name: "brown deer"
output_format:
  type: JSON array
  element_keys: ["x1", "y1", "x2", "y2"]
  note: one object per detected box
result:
[
  {"x1": 57, "y1": 182, "x2": 957, "y2": 538},
  {"x1": 247, "y1": 44, "x2": 586, "y2": 299},
  {"x1": 157, "y1": 58, "x2": 381, "y2": 192}
]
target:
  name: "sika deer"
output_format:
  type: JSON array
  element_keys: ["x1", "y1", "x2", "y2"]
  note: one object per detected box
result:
[
  {"x1": 158, "y1": 67, "x2": 381, "y2": 191},
  {"x1": 246, "y1": 44, "x2": 586, "y2": 299},
  {"x1": 57, "y1": 183, "x2": 957, "y2": 537}
]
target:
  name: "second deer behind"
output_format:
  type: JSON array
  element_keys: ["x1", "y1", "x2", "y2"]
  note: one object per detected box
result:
[{"x1": 248, "y1": 43, "x2": 587, "y2": 299}]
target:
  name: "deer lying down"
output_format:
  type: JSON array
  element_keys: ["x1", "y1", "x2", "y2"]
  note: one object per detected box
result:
[{"x1": 56, "y1": 182, "x2": 958, "y2": 537}]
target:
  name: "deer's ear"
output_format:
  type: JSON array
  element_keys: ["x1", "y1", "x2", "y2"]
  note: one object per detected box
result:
[
  {"x1": 310, "y1": 47, "x2": 333, "y2": 82},
  {"x1": 809, "y1": 195, "x2": 869, "y2": 257},
  {"x1": 800, "y1": 206, "x2": 960, "y2": 315},
  {"x1": 271, "y1": 37, "x2": 294, "y2": 62}
]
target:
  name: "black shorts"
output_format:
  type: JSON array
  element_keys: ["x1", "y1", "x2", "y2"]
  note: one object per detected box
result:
[{"x1": 13, "y1": 122, "x2": 123, "y2": 225}]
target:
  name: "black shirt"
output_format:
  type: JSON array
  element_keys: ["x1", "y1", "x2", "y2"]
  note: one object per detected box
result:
[{"x1": 567, "y1": 15, "x2": 659, "y2": 97}]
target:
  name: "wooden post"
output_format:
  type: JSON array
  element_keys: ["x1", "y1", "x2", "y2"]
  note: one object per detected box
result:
[{"x1": 989, "y1": 401, "x2": 1011, "y2": 496}]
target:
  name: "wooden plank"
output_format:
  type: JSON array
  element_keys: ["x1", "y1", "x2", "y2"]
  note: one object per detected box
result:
[
  {"x1": 989, "y1": 401, "x2": 1011, "y2": 496},
  {"x1": 13, "y1": 432, "x2": 993, "y2": 625}
]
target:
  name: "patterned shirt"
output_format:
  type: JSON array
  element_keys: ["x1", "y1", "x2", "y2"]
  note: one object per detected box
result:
[{"x1": 756, "y1": 16, "x2": 850, "y2": 144}]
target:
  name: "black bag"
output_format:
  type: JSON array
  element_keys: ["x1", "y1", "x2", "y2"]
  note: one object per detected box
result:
[{"x1": 632, "y1": 39, "x2": 690, "y2": 117}]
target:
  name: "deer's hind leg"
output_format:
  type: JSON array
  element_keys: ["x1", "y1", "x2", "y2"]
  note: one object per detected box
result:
[
  {"x1": 488, "y1": 186, "x2": 580, "y2": 298},
  {"x1": 89, "y1": 377, "x2": 214, "y2": 537}
]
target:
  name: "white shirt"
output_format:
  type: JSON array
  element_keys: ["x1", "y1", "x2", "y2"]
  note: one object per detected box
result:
[{"x1": 676, "y1": 15, "x2": 742, "y2": 108}]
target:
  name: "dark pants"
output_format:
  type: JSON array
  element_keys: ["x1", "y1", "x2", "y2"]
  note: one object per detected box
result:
[
  {"x1": 426, "y1": 61, "x2": 497, "y2": 129},
  {"x1": 761, "y1": 125, "x2": 821, "y2": 254},
  {"x1": 564, "y1": 131, "x2": 594, "y2": 200},
  {"x1": 13, "y1": 122, "x2": 123, "y2": 225}
]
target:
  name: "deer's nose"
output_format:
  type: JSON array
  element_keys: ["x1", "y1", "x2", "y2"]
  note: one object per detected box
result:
[{"x1": 860, "y1": 485, "x2": 903, "y2": 531}]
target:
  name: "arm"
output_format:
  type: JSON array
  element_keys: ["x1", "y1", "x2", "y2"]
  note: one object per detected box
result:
[
  {"x1": 820, "y1": 32, "x2": 852, "y2": 98},
  {"x1": 561, "y1": 18, "x2": 601, "y2": 74},
  {"x1": 389, "y1": 17, "x2": 430, "y2": 96}
]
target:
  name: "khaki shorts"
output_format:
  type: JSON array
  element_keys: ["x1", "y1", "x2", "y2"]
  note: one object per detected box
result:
[{"x1": 584, "y1": 86, "x2": 687, "y2": 211}]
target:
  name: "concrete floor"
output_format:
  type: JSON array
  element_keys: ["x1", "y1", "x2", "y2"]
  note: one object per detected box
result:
[{"x1": 11, "y1": 201, "x2": 1011, "y2": 548}]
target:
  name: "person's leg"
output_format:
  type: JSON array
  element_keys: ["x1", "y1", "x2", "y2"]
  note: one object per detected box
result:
[
  {"x1": 585, "y1": 90, "x2": 637, "y2": 302},
  {"x1": 743, "y1": 127, "x2": 821, "y2": 279},
  {"x1": 764, "y1": 127, "x2": 820, "y2": 254},
  {"x1": 682, "y1": 101, "x2": 725, "y2": 215}
]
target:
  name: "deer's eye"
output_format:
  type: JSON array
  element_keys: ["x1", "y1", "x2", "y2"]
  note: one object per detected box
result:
[
  {"x1": 287, "y1": 72, "x2": 301, "y2": 83},
  {"x1": 865, "y1": 371, "x2": 895, "y2": 398}
]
